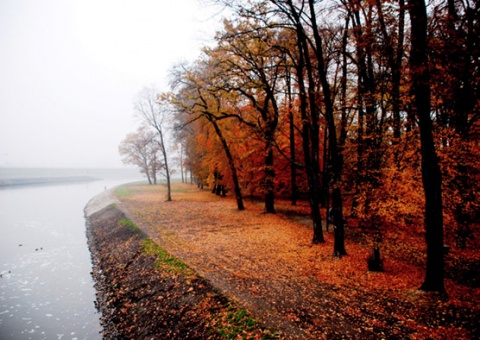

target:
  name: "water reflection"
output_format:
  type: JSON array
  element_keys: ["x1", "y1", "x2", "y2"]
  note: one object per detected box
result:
[{"x1": 0, "y1": 169, "x2": 141, "y2": 339}]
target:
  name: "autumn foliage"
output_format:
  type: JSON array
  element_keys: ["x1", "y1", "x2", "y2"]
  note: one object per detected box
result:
[
  {"x1": 116, "y1": 0, "x2": 480, "y2": 309},
  {"x1": 159, "y1": 0, "x2": 480, "y2": 295}
]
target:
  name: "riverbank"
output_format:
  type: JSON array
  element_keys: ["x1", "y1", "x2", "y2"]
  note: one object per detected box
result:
[
  {"x1": 85, "y1": 193, "x2": 276, "y2": 338},
  {"x1": 85, "y1": 183, "x2": 479, "y2": 339}
]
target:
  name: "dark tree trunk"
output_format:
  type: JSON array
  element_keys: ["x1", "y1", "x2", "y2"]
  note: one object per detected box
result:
[
  {"x1": 280, "y1": 0, "x2": 324, "y2": 243},
  {"x1": 146, "y1": 172, "x2": 152, "y2": 185},
  {"x1": 308, "y1": 0, "x2": 344, "y2": 250},
  {"x1": 264, "y1": 144, "x2": 276, "y2": 214},
  {"x1": 409, "y1": 0, "x2": 445, "y2": 293},
  {"x1": 286, "y1": 69, "x2": 298, "y2": 206},
  {"x1": 211, "y1": 178, "x2": 217, "y2": 194},
  {"x1": 443, "y1": 0, "x2": 476, "y2": 249},
  {"x1": 339, "y1": 15, "x2": 350, "y2": 151},
  {"x1": 297, "y1": 25, "x2": 324, "y2": 244},
  {"x1": 156, "y1": 132, "x2": 171, "y2": 201},
  {"x1": 208, "y1": 116, "x2": 245, "y2": 211},
  {"x1": 350, "y1": 4, "x2": 381, "y2": 183},
  {"x1": 152, "y1": 169, "x2": 157, "y2": 185},
  {"x1": 332, "y1": 187, "x2": 347, "y2": 257}
]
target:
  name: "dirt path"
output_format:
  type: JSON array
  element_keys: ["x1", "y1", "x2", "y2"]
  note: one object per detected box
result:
[{"x1": 117, "y1": 183, "x2": 479, "y2": 339}]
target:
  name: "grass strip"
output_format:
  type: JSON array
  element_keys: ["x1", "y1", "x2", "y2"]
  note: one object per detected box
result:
[
  {"x1": 215, "y1": 303, "x2": 279, "y2": 339},
  {"x1": 118, "y1": 218, "x2": 142, "y2": 232},
  {"x1": 142, "y1": 238, "x2": 195, "y2": 278}
]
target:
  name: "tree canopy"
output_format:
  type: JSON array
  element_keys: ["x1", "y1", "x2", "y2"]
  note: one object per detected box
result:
[{"x1": 123, "y1": 0, "x2": 480, "y2": 294}]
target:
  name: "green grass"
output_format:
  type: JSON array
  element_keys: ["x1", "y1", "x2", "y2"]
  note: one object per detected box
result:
[
  {"x1": 116, "y1": 217, "x2": 191, "y2": 277},
  {"x1": 141, "y1": 238, "x2": 194, "y2": 278},
  {"x1": 115, "y1": 185, "x2": 132, "y2": 198},
  {"x1": 171, "y1": 186, "x2": 191, "y2": 193},
  {"x1": 216, "y1": 304, "x2": 279, "y2": 339},
  {"x1": 118, "y1": 218, "x2": 141, "y2": 232}
]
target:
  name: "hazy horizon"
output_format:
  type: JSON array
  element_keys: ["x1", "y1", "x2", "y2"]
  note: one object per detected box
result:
[{"x1": 0, "y1": 0, "x2": 224, "y2": 169}]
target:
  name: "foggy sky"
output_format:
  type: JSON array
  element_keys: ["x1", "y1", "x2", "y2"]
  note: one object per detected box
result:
[{"x1": 0, "y1": 0, "x2": 222, "y2": 168}]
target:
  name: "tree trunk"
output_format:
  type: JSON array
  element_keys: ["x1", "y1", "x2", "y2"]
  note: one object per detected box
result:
[
  {"x1": 281, "y1": 0, "x2": 324, "y2": 243},
  {"x1": 152, "y1": 165, "x2": 157, "y2": 185},
  {"x1": 146, "y1": 172, "x2": 152, "y2": 185},
  {"x1": 180, "y1": 144, "x2": 185, "y2": 184},
  {"x1": 339, "y1": 15, "x2": 350, "y2": 151},
  {"x1": 208, "y1": 116, "x2": 245, "y2": 211},
  {"x1": 286, "y1": 69, "x2": 298, "y2": 206},
  {"x1": 157, "y1": 131, "x2": 171, "y2": 201},
  {"x1": 264, "y1": 140, "x2": 276, "y2": 213},
  {"x1": 308, "y1": 0, "x2": 344, "y2": 251},
  {"x1": 409, "y1": 0, "x2": 445, "y2": 293},
  {"x1": 332, "y1": 187, "x2": 347, "y2": 257},
  {"x1": 295, "y1": 23, "x2": 324, "y2": 244}
]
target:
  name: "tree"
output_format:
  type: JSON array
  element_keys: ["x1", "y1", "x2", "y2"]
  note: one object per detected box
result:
[
  {"x1": 162, "y1": 0, "x2": 480, "y2": 294},
  {"x1": 255, "y1": 0, "x2": 326, "y2": 243},
  {"x1": 214, "y1": 17, "x2": 284, "y2": 214},
  {"x1": 429, "y1": 0, "x2": 480, "y2": 249},
  {"x1": 409, "y1": 0, "x2": 445, "y2": 293},
  {"x1": 134, "y1": 86, "x2": 173, "y2": 201},
  {"x1": 119, "y1": 126, "x2": 162, "y2": 185},
  {"x1": 171, "y1": 59, "x2": 246, "y2": 210},
  {"x1": 306, "y1": 0, "x2": 346, "y2": 254}
]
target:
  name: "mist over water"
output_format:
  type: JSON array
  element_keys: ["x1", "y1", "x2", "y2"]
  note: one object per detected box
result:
[{"x1": 0, "y1": 168, "x2": 142, "y2": 339}]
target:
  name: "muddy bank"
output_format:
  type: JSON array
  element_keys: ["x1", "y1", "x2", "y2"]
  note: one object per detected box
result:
[{"x1": 85, "y1": 202, "x2": 275, "y2": 339}]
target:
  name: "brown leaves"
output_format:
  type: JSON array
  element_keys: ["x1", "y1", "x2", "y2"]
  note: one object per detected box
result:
[
  {"x1": 112, "y1": 183, "x2": 480, "y2": 339},
  {"x1": 88, "y1": 202, "x2": 275, "y2": 339}
]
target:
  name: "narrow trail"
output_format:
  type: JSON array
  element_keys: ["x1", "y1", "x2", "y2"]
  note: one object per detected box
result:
[{"x1": 116, "y1": 183, "x2": 479, "y2": 339}]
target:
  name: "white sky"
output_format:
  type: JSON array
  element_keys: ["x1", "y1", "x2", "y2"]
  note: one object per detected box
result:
[{"x1": 0, "y1": 0, "x2": 224, "y2": 168}]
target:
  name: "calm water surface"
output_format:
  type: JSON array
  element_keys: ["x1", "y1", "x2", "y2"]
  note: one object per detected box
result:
[{"x1": 0, "y1": 168, "x2": 142, "y2": 339}]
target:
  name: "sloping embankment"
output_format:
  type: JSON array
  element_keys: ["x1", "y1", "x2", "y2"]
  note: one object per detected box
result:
[{"x1": 84, "y1": 196, "x2": 276, "y2": 339}]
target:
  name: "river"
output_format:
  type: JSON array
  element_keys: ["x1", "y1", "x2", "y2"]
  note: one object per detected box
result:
[{"x1": 0, "y1": 168, "x2": 142, "y2": 339}]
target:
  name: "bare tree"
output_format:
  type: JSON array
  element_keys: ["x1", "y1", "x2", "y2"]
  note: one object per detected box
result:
[
  {"x1": 118, "y1": 126, "x2": 162, "y2": 184},
  {"x1": 134, "y1": 86, "x2": 172, "y2": 201}
]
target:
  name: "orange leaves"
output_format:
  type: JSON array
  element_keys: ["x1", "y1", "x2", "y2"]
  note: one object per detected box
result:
[
  {"x1": 115, "y1": 183, "x2": 480, "y2": 339},
  {"x1": 299, "y1": 234, "x2": 425, "y2": 291}
]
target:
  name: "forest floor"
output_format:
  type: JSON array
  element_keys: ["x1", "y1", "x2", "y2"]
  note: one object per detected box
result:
[{"x1": 91, "y1": 182, "x2": 479, "y2": 339}]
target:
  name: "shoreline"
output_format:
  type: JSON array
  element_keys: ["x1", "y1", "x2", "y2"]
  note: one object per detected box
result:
[
  {"x1": 84, "y1": 186, "x2": 119, "y2": 216},
  {"x1": 84, "y1": 186, "x2": 275, "y2": 339}
]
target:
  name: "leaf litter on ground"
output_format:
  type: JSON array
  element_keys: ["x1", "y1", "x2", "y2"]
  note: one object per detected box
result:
[{"x1": 116, "y1": 183, "x2": 479, "y2": 339}]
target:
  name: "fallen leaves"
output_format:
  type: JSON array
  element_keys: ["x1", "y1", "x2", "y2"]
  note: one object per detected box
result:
[
  {"x1": 87, "y1": 203, "x2": 275, "y2": 339},
  {"x1": 111, "y1": 183, "x2": 480, "y2": 339}
]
